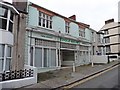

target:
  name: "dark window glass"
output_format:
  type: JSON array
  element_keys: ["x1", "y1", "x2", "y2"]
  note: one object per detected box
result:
[
  {"x1": 43, "y1": 19, "x2": 45, "y2": 27},
  {"x1": 10, "y1": 11, "x2": 14, "y2": 21},
  {"x1": 39, "y1": 17, "x2": 41, "y2": 26},
  {"x1": 0, "y1": 44, "x2": 5, "y2": 57},
  {"x1": 39, "y1": 12, "x2": 41, "y2": 17},
  {"x1": 0, "y1": 59, "x2": 4, "y2": 71},
  {"x1": 50, "y1": 21, "x2": 52, "y2": 29},
  {"x1": 0, "y1": 18, "x2": 7, "y2": 30},
  {"x1": 9, "y1": 21, "x2": 13, "y2": 33},
  {"x1": 46, "y1": 20, "x2": 49, "y2": 28},
  {"x1": 0, "y1": 7, "x2": 8, "y2": 18},
  {"x1": 7, "y1": 46, "x2": 11, "y2": 57}
]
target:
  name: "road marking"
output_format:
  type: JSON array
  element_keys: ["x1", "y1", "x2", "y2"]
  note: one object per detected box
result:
[{"x1": 63, "y1": 65, "x2": 119, "y2": 89}]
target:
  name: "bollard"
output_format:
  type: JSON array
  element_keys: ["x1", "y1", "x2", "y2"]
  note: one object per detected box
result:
[
  {"x1": 73, "y1": 62, "x2": 75, "y2": 72},
  {"x1": 92, "y1": 62, "x2": 94, "y2": 67}
]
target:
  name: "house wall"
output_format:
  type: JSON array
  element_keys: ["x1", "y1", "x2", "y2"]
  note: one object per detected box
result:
[
  {"x1": 85, "y1": 28, "x2": 92, "y2": 42},
  {"x1": 52, "y1": 16, "x2": 65, "y2": 33},
  {"x1": 93, "y1": 55, "x2": 108, "y2": 64},
  {"x1": 69, "y1": 22, "x2": 79, "y2": 37},
  {"x1": 28, "y1": 6, "x2": 39, "y2": 27},
  {"x1": 12, "y1": 13, "x2": 27, "y2": 70}
]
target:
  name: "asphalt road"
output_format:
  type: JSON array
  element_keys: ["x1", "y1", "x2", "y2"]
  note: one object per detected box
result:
[{"x1": 71, "y1": 65, "x2": 120, "y2": 89}]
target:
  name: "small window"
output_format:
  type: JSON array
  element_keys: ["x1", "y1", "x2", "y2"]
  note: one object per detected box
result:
[
  {"x1": 7, "y1": 46, "x2": 12, "y2": 57},
  {"x1": 10, "y1": 11, "x2": 14, "y2": 21},
  {"x1": 0, "y1": 18, "x2": 7, "y2": 30},
  {"x1": 0, "y1": 44, "x2": 5, "y2": 57},
  {"x1": 65, "y1": 22, "x2": 70, "y2": 34},
  {"x1": 0, "y1": 7, "x2": 8, "y2": 18},
  {"x1": 39, "y1": 11, "x2": 52, "y2": 29},
  {"x1": 42, "y1": 19, "x2": 45, "y2": 27},
  {"x1": 9, "y1": 21, "x2": 13, "y2": 33}
]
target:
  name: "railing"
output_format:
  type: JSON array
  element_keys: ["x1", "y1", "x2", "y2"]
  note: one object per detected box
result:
[{"x1": 0, "y1": 69, "x2": 33, "y2": 82}]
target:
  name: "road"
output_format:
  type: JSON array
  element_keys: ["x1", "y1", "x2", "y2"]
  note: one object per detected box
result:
[{"x1": 70, "y1": 65, "x2": 120, "y2": 89}]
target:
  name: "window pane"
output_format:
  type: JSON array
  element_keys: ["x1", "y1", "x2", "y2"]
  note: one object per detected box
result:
[
  {"x1": 42, "y1": 19, "x2": 45, "y2": 27},
  {"x1": 9, "y1": 21, "x2": 13, "y2": 33},
  {"x1": 0, "y1": 44, "x2": 5, "y2": 57},
  {"x1": 35, "y1": 48, "x2": 42, "y2": 67},
  {"x1": 0, "y1": 7, "x2": 8, "y2": 18},
  {"x1": 43, "y1": 13, "x2": 45, "y2": 18},
  {"x1": 46, "y1": 20, "x2": 49, "y2": 28},
  {"x1": 10, "y1": 11, "x2": 14, "y2": 21},
  {"x1": 39, "y1": 17, "x2": 41, "y2": 26},
  {"x1": 7, "y1": 46, "x2": 11, "y2": 57},
  {"x1": 0, "y1": 18, "x2": 7, "y2": 30},
  {"x1": 50, "y1": 21, "x2": 52, "y2": 29},
  {"x1": 51, "y1": 49, "x2": 56, "y2": 67},
  {"x1": 0, "y1": 59, "x2": 4, "y2": 71},
  {"x1": 5, "y1": 58, "x2": 11, "y2": 71},
  {"x1": 39, "y1": 12, "x2": 41, "y2": 17},
  {"x1": 44, "y1": 48, "x2": 48, "y2": 67}
]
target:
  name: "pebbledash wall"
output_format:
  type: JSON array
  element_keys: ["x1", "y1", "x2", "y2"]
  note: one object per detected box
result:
[{"x1": 22, "y1": 2, "x2": 94, "y2": 73}]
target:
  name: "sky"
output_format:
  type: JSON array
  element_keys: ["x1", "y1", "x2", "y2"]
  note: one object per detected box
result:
[{"x1": 4, "y1": 0, "x2": 119, "y2": 31}]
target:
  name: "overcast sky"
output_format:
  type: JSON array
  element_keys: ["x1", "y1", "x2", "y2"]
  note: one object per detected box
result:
[{"x1": 4, "y1": 0, "x2": 119, "y2": 31}]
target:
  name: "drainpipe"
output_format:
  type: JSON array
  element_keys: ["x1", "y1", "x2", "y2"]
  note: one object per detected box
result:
[{"x1": 58, "y1": 31, "x2": 61, "y2": 68}]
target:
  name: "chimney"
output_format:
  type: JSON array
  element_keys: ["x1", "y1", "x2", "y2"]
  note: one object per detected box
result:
[
  {"x1": 105, "y1": 19, "x2": 114, "y2": 24},
  {"x1": 12, "y1": 0, "x2": 28, "y2": 12},
  {"x1": 69, "y1": 15, "x2": 76, "y2": 21}
]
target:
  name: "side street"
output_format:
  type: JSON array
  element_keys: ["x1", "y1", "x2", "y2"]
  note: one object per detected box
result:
[{"x1": 0, "y1": 0, "x2": 120, "y2": 89}]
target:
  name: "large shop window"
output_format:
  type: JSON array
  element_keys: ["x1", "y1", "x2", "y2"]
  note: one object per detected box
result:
[
  {"x1": 39, "y1": 11, "x2": 52, "y2": 29},
  {"x1": 34, "y1": 47, "x2": 56, "y2": 68}
]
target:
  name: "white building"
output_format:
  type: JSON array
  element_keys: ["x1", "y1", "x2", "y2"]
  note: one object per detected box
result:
[{"x1": 0, "y1": 1, "x2": 19, "y2": 72}]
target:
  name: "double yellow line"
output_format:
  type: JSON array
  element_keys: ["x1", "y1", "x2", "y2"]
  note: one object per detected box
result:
[{"x1": 62, "y1": 64, "x2": 119, "y2": 89}]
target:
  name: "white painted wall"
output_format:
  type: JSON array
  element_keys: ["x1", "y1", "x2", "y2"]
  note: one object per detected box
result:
[
  {"x1": 0, "y1": 30, "x2": 13, "y2": 45},
  {"x1": 62, "y1": 61, "x2": 74, "y2": 66},
  {"x1": 93, "y1": 55, "x2": 108, "y2": 64}
]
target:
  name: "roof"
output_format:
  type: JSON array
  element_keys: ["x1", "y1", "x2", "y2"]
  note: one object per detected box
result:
[
  {"x1": 0, "y1": 1, "x2": 19, "y2": 14},
  {"x1": 100, "y1": 22, "x2": 120, "y2": 31},
  {"x1": 30, "y1": 2, "x2": 90, "y2": 28}
]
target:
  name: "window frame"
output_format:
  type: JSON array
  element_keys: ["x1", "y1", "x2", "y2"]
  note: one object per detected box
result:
[
  {"x1": 0, "y1": 44, "x2": 12, "y2": 71},
  {"x1": 79, "y1": 28, "x2": 85, "y2": 37},
  {"x1": 65, "y1": 21, "x2": 70, "y2": 34},
  {"x1": 39, "y1": 11, "x2": 52, "y2": 29},
  {"x1": 0, "y1": 6, "x2": 14, "y2": 33}
]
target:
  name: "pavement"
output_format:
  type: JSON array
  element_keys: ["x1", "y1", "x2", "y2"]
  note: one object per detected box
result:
[{"x1": 20, "y1": 60, "x2": 119, "y2": 89}]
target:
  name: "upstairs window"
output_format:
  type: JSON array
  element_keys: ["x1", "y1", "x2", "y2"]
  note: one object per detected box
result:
[
  {"x1": 39, "y1": 11, "x2": 52, "y2": 29},
  {"x1": 0, "y1": 7, "x2": 8, "y2": 30},
  {"x1": 79, "y1": 28, "x2": 85, "y2": 37},
  {"x1": 0, "y1": 6, "x2": 8, "y2": 18},
  {"x1": 65, "y1": 22, "x2": 70, "y2": 34},
  {"x1": 104, "y1": 30, "x2": 109, "y2": 35},
  {"x1": 0, "y1": 7, "x2": 14, "y2": 33},
  {"x1": 104, "y1": 37, "x2": 110, "y2": 43}
]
